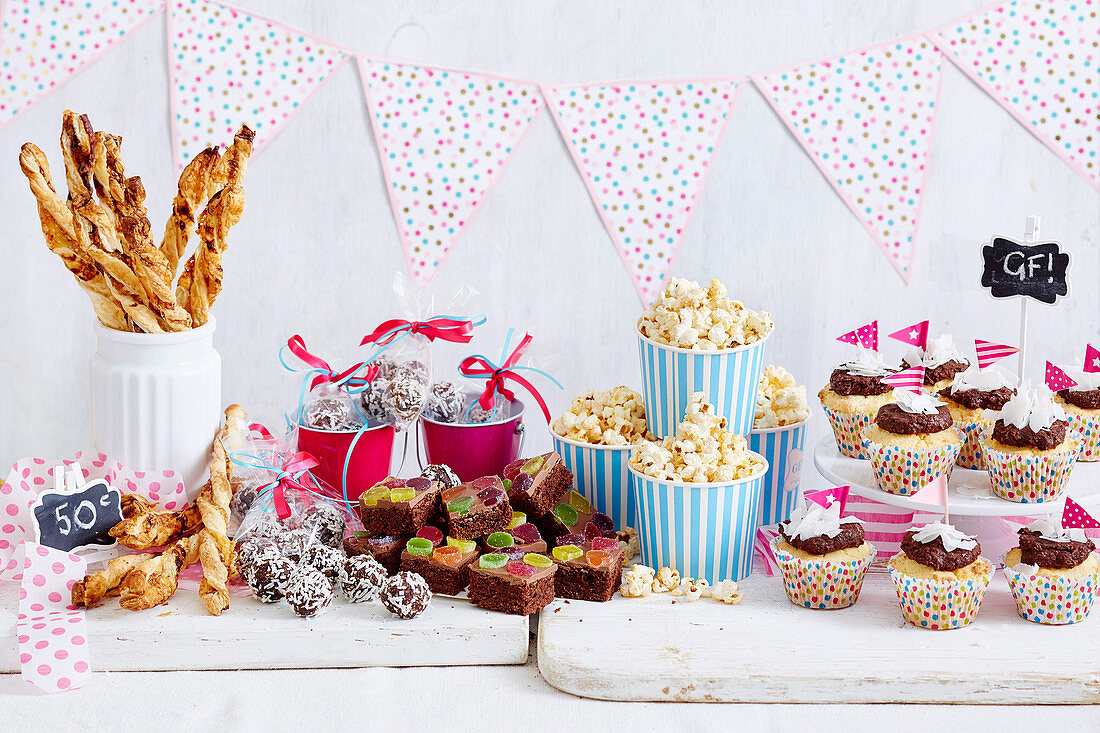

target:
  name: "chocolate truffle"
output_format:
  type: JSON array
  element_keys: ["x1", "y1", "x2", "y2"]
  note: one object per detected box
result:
[
  {"x1": 302, "y1": 504, "x2": 346, "y2": 548},
  {"x1": 279, "y1": 528, "x2": 312, "y2": 564},
  {"x1": 305, "y1": 395, "x2": 358, "y2": 431},
  {"x1": 300, "y1": 543, "x2": 345, "y2": 581},
  {"x1": 341, "y1": 555, "x2": 389, "y2": 602},
  {"x1": 236, "y1": 538, "x2": 281, "y2": 577},
  {"x1": 245, "y1": 555, "x2": 296, "y2": 603},
  {"x1": 388, "y1": 376, "x2": 427, "y2": 421},
  {"x1": 380, "y1": 571, "x2": 432, "y2": 619},
  {"x1": 421, "y1": 463, "x2": 460, "y2": 490},
  {"x1": 427, "y1": 381, "x2": 465, "y2": 423},
  {"x1": 285, "y1": 567, "x2": 334, "y2": 617}
]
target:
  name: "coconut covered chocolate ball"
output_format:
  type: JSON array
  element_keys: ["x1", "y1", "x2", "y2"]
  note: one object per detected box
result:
[
  {"x1": 300, "y1": 543, "x2": 345, "y2": 581},
  {"x1": 420, "y1": 463, "x2": 460, "y2": 489},
  {"x1": 285, "y1": 567, "x2": 334, "y2": 617},
  {"x1": 302, "y1": 504, "x2": 346, "y2": 548},
  {"x1": 426, "y1": 381, "x2": 464, "y2": 423},
  {"x1": 245, "y1": 555, "x2": 297, "y2": 604},
  {"x1": 236, "y1": 538, "x2": 281, "y2": 578},
  {"x1": 380, "y1": 571, "x2": 432, "y2": 619},
  {"x1": 341, "y1": 555, "x2": 389, "y2": 603}
]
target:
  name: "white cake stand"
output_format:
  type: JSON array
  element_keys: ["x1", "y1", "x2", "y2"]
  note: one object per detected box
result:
[{"x1": 812, "y1": 436, "x2": 1100, "y2": 517}]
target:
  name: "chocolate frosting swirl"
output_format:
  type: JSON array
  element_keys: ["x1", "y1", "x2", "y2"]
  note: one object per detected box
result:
[
  {"x1": 829, "y1": 368, "x2": 893, "y2": 397},
  {"x1": 875, "y1": 403, "x2": 952, "y2": 435},
  {"x1": 900, "y1": 529, "x2": 981, "y2": 571},
  {"x1": 939, "y1": 385, "x2": 1015, "y2": 412},
  {"x1": 1059, "y1": 388, "x2": 1100, "y2": 411},
  {"x1": 992, "y1": 418, "x2": 1068, "y2": 450},
  {"x1": 1017, "y1": 528, "x2": 1096, "y2": 570},
  {"x1": 779, "y1": 522, "x2": 864, "y2": 556}
]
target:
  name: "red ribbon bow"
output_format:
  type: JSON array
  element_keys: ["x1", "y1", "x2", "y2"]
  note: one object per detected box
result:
[
  {"x1": 287, "y1": 335, "x2": 377, "y2": 391},
  {"x1": 270, "y1": 451, "x2": 321, "y2": 520},
  {"x1": 360, "y1": 316, "x2": 478, "y2": 347},
  {"x1": 457, "y1": 333, "x2": 552, "y2": 422}
]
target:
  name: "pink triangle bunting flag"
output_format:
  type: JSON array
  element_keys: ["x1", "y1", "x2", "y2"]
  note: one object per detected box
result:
[
  {"x1": 888, "y1": 320, "x2": 929, "y2": 349},
  {"x1": 1084, "y1": 344, "x2": 1100, "y2": 374},
  {"x1": 360, "y1": 59, "x2": 545, "y2": 285},
  {"x1": 974, "y1": 339, "x2": 1019, "y2": 370},
  {"x1": 909, "y1": 475, "x2": 948, "y2": 511},
  {"x1": 752, "y1": 37, "x2": 945, "y2": 282},
  {"x1": 543, "y1": 80, "x2": 740, "y2": 304},
  {"x1": 882, "y1": 365, "x2": 925, "y2": 393},
  {"x1": 1063, "y1": 497, "x2": 1100, "y2": 529},
  {"x1": 1045, "y1": 361, "x2": 1077, "y2": 392},
  {"x1": 805, "y1": 486, "x2": 850, "y2": 514},
  {"x1": 931, "y1": 0, "x2": 1100, "y2": 191},
  {"x1": 167, "y1": 0, "x2": 349, "y2": 171},
  {"x1": 0, "y1": 0, "x2": 163, "y2": 130}
]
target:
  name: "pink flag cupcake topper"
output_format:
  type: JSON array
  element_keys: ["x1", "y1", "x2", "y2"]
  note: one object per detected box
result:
[
  {"x1": 1062, "y1": 498, "x2": 1100, "y2": 529},
  {"x1": 1084, "y1": 344, "x2": 1100, "y2": 374},
  {"x1": 909, "y1": 475, "x2": 948, "y2": 514},
  {"x1": 974, "y1": 339, "x2": 1019, "y2": 371},
  {"x1": 1045, "y1": 361, "x2": 1078, "y2": 392},
  {"x1": 804, "y1": 486, "x2": 850, "y2": 514},
  {"x1": 836, "y1": 321, "x2": 878, "y2": 351},
  {"x1": 882, "y1": 365, "x2": 925, "y2": 393},
  {"x1": 888, "y1": 321, "x2": 929, "y2": 349}
]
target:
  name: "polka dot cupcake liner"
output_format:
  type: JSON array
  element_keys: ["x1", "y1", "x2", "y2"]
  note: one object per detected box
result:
[
  {"x1": 861, "y1": 430, "x2": 962, "y2": 496},
  {"x1": 954, "y1": 420, "x2": 988, "y2": 471},
  {"x1": 1066, "y1": 412, "x2": 1100, "y2": 463},
  {"x1": 1001, "y1": 553, "x2": 1098, "y2": 626},
  {"x1": 772, "y1": 539, "x2": 875, "y2": 610},
  {"x1": 820, "y1": 404, "x2": 875, "y2": 460},
  {"x1": 981, "y1": 438, "x2": 1079, "y2": 504},
  {"x1": 889, "y1": 561, "x2": 994, "y2": 630}
]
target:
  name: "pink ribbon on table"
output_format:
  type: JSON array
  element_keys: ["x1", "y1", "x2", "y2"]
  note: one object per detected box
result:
[
  {"x1": 458, "y1": 333, "x2": 553, "y2": 423},
  {"x1": 360, "y1": 316, "x2": 480, "y2": 346},
  {"x1": 285, "y1": 335, "x2": 377, "y2": 392}
]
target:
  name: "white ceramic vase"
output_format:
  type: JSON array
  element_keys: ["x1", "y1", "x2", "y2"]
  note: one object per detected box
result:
[{"x1": 90, "y1": 318, "x2": 222, "y2": 494}]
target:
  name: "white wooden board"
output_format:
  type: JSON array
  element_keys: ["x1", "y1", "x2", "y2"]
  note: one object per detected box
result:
[
  {"x1": 0, "y1": 581, "x2": 528, "y2": 672},
  {"x1": 814, "y1": 437, "x2": 1100, "y2": 517},
  {"x1": 538, "y1": 570, "x2": 1100, "y2": 703}
]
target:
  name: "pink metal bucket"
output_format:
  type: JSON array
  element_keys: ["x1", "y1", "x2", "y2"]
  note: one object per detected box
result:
[
  {"x1": 297, "y1": 422, "x2": 396, "y2": 501},
  {"x1": 420, "y1": 399, "x2": 525, "y2": 482}
]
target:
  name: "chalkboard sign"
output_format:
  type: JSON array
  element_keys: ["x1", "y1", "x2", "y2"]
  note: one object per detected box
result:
[
  {"x1": 981, "y1": 236, "x2": 1071, "y2": 304},
  {"x1": 32, "y1": 479, "x2": 123, "y2": 553}
]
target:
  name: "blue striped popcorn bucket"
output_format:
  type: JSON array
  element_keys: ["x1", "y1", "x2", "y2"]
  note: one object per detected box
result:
[
  {"x1": 629, "y1": 457, "x2": 768, "y2": 583},
  {"x1": 637, "y1": 324, "x2": 770, "y2": 438},
  {"x1": 748, "y1": 418, "x2": 809, "y2": 526},
  {"x1": 551, "y1": 432, "x2": 635, "y2": 530}
]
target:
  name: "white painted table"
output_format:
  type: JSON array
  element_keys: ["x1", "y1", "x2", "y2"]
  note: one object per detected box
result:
[
  {"x1": 538, "y1": 571, "x2": 1100, "y2": 704},
  {"x1": 0, "y1": 582, "x2": 527, "y2": 671}
]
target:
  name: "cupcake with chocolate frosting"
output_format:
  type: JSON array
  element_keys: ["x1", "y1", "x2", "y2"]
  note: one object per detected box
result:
[
  {"x1": 1004, "y1": 516, "x2": 1099, "y2": 624},
  {"x1": 773, "y1": 499, "x2": 875, "y2": 609},
  {"x1": 888, "y1": 523, "x2": 994, "y2": 630},
  {"x1": 938, "y1": 365, "x2": 1018, "y2": 470},
  {"x1": 982, "y1": 382, "x2": 1080, "y2": 503},
  {"x1": 1053, "y1": 361, "x2": 1100, "y2": 462},
  {"x1": 818, "y1": 349, "x2": 898, "y2": 459},
  {"x1": 862, "y1": 389, "x2": 962, "y2": 495},
  {"x1": 902, "y1": 334, "x2": 970, "y2": 389}
]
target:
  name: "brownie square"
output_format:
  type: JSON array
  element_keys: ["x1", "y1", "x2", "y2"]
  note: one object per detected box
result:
[
  {"x1": 399, "y1": 542, "x2": 479, "y2": 596},
  {"x1": 468, "y1": 561, "x2": 556, "y2": 615},
  {"x1": 442, "y1": 476, "x2": 513, "y2": 540},
  {"x1": 479, "y1": 521, "x2": 548, "y2": 556},
  {"x1": 343, "y1": 533, "x2": 407, "y2": 575},
  {"x1": 503, "y1": 452, "x2": 573, "y2": 516},
  {"x1": 536, "y1": 490, "x2": 617, "y2": 544},
  {"x1": 552, "y1": 540, "x2": 626, "y2": 602},
  {"x1": 358, "y1": 476, "x2": 441, "y2": 535}
]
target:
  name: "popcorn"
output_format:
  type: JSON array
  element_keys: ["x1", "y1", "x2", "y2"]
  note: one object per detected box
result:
[
  {"x1": 621, "y1": 564, "x2": 656, "y2": 598},
  {"x1": 617, "y1": 527, "x2": 640, "y2": 566},
  {"x1": 754, "y1": 365, "x2": 810, "y2": 429},
  {"x1": 672, "y1": 577, "x2": 707, "y2": 601},
  {"x1": 629, "y1": 393, "x2": 766, "y2": 483},
  {"x1": 652, "y1": 566, "x2": 680, "y2": 594},
  {"x1": 551, "y1": 386, "x2": 654, "y2": 446},
  {"x1": 638, "y1": 277, "x2": 773, "y2": 350},
  {"x1": 712, "y1": 579, "x2": 744, "y2": 605}
]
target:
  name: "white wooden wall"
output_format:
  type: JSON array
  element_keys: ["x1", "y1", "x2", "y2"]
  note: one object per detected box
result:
[{"x1": 1, "y1": 0, "x2": 1096, "y2": 475}]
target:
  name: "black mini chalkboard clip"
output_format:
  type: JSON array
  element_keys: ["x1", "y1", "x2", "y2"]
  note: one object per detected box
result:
[{"x1": 31, "y1": 462, "x2": 124, "y2": 555}]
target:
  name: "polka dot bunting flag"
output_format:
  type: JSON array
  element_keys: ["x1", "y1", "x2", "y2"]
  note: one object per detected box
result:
[
  {"x1": 0, "y1": 0, "x2": 162, "y2": 129},
  {"x1": 1063, "y1": 497, "x2": 1100, "y2": 528},
  {"x1": 167, "y1": 0, "x2": 348, "y2": 171},
  {"x1": 931, "y1": 0, "x2": 1099, "y2": 191},
  {"x1": 543, "y1": 80, "x2": 739, "y2": 305},
  {"x1": 1045, "y1": 360, "x2": 1078, "y2": 391},
  {"x1": 359, "y1": 58, "x2": 545, "y2": 285},
  {"x1": 17, "y1": 542, "x2": 89, "y2": 693},
  {"x1": 753, "y1": 37, "x2": 944, "y2": 283}
]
